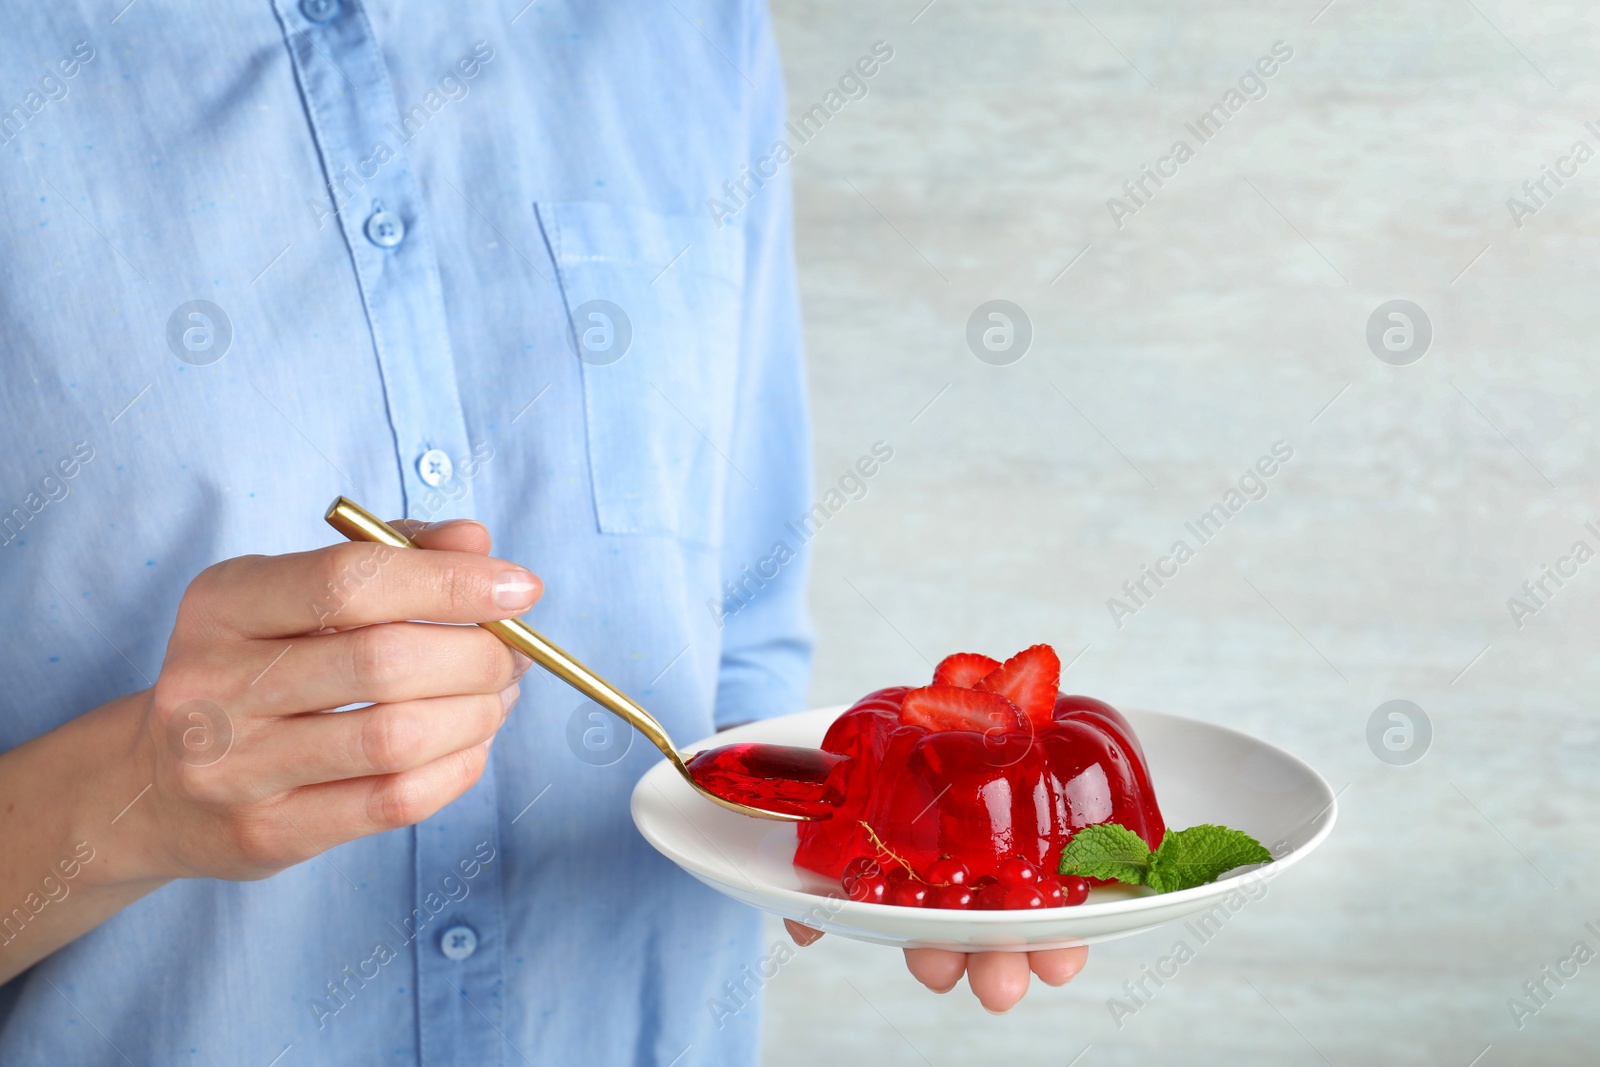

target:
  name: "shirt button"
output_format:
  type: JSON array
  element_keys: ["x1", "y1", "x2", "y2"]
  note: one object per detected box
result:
[
  {"x1": 439, "y1": 924, "x2": 478, "y2": 961},
  {"x1": 365, "y1": 209, "x2": 405, "y2": 249},
  {"x1": 417, "y1": 448, "x2": 453, "y2": 487},
  {"x1": 299, "y1": 0, "x2": 339, "y2": 22}
]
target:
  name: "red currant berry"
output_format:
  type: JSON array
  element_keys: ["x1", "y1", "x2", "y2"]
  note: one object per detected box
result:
[
  {"x1": 1003, "y1": 884, "x2": 1047, "y2": 909},
  {"x1": 925, "y1": 855, "x2": 970, "y2": 887},
  {"x1": 1061, "y1": 875, "x2": 1090, "y2": 906},
  {"x1": 890, "y1": 879, "x2": 929, "y2": 907},
  {"x1": 843, "y1": 869, "x2": 890, "y2": 904},
  {"x1": 1038, "y1": 877, "x2": 1066, "y2": 907},
  {"x1": 972, "y1": 881, "x2": 1009, "y2": 910},
  {"x1": 928, "y1": 883, "x2": 974, "y2": 909},
  {"x1": 996, "y1": 855, "x2": 1039, "y2": 889}
]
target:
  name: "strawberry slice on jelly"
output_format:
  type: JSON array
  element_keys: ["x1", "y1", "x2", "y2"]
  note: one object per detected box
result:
[
  {"x1": 975, "y1": 643, "x2": 1061, "y2": 727},
  {"x1": 931, "y1": 652, "x2": 1001, "y2": 688},
  {"x1": 898, "y1": 685, "x2": 1025, "y2": 734}
]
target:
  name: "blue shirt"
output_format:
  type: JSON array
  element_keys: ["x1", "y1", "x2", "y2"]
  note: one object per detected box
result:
[{"x1": 0, "y1": 1, "x2": 812, "y2": 1064}]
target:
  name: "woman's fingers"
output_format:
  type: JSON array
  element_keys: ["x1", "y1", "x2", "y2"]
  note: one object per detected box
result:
[
  {"x1": 784, "y1": 919, "x2": 825, "y2": 947},
  {"x1": 1028, "y1": 946, "x2": 1088, "y2": 987},
  {"x1": 903, "y1": 948, "x2": 968, "y2": 994},
  {"x1": 311, "y1": 520, "x2": 495, "y2": 634},
  {"x1": 801, "y1": 927, "x2": 1087, "y2": 1011},
  {"x1": 963, "y1": 948, "x2": 1085, "y2": 1010},
  {"x1": 240, "y1": 621, "x2": 524, "y2": 715},
  {"x1": 965, "y1": 951, "x2": 1032, "y2": 1013},
  {"x1": 256, "y1": 739, "x2": 496, "y2": 865},
  {"x1": 246, "y1": 687, "x2": 518, "y2": 791},
  {"x1": 194, "y1": 538, "x2": 541, "y2": 639}
]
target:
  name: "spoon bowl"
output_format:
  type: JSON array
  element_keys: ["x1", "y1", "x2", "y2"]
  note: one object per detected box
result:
[{"x1": 684, "y1": 742, "x2": 847, "y2": 820}]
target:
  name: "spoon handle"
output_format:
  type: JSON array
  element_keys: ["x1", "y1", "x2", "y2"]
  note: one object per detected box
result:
[{"x1": 323, "y1": 496, "x2": 685, "y2": 771}]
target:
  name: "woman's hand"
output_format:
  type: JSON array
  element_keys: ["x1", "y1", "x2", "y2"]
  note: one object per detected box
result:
[
  {"x1": 0, "y1": 519, "x2": 540, "y2": 983},
  {"x1": 132, "y1": 518, "x2": 537, "y2": 882},
  {"x1": 784, "y1": 920, "x2": 1088, "y2": 1013}
]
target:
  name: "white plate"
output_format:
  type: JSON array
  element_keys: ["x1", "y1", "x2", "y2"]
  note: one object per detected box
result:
[{"x1": 631, "y1": 706, "x2": 1336, "y2": 950}]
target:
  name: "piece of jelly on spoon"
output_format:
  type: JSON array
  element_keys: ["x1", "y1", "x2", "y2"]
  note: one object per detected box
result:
[{"x1": 684, "y1": 743, "x2": 849, "y2": 819}]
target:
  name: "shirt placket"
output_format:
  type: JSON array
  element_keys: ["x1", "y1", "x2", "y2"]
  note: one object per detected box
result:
[{"x1": 270, "y1": 2, "x2": 506, "y2": 1063}]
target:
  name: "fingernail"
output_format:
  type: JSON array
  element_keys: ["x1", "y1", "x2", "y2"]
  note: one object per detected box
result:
[
  {"x1": 511, "y1": 651, "x2": 533, "y2": 678},
  {"x1": 493, "y1": 568, "x2": 539, "y2": 611},
  {"x1": 500, "y1": 683, "x2": 521, "y2": 712}
]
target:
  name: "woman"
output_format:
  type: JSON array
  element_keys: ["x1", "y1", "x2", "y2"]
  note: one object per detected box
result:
[{"x1": 0, "y1": 2, "x2": 1083, "y2": 1062}]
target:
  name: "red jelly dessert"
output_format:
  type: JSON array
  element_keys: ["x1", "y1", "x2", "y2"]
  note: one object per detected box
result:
[{"x1": 795, "y1": 644, "x2": 1165, "y2": 909}]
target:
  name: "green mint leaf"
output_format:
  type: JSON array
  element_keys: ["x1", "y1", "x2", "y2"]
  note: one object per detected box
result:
[
  {"x1": 1146, "y1": 824, "x2": 1272, "y2": 894},
  {"x1": 1056, "y1": 823, "x2": 1153, "y2": 886}
]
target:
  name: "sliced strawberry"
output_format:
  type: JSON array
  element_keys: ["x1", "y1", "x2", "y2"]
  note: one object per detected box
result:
[
  {"x1": 931, "y1": 652, "x2": 1002, "y2": 689},
  {"x1": 975, "y1": 644, "x2": 1061, "y2": 727},
  {"x1": 899, "y1": 685, "x2": 1026, "y2": 734}
]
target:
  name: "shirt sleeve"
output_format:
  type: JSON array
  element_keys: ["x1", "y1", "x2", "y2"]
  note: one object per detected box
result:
[{"x1": 712, "y1": 0, "x2": 815, "y2": 728}]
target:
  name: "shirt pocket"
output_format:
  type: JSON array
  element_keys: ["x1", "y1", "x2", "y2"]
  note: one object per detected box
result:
[{"x1": 535, "y1": 201, "x2": 745, "y2": 546}]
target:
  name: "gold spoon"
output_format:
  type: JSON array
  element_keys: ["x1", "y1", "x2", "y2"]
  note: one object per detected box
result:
[{"x1": 324, "y1": 496, "x2": 840, "y2": 822}]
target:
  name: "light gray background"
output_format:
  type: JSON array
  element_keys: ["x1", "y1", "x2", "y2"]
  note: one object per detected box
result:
[{"x1": 757, "y1": 2, "x2": 1600, "y2": 1064}]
